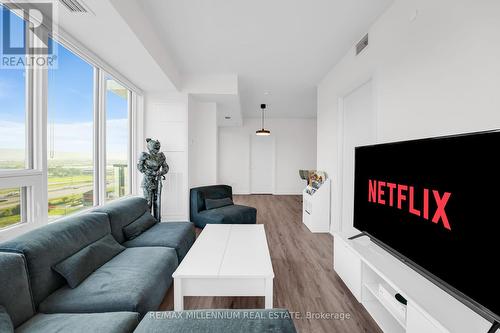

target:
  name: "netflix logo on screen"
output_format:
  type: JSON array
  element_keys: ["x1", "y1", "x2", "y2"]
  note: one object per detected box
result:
[{"x1": 367, "y1": 179, "x2": 452, "y2": 231}]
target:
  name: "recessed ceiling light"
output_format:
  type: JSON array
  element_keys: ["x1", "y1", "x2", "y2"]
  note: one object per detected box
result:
[
  {"x1": 264, "y1": 91, "x2": 270, "y2": 95},
  {"x1": 225, "y1": 116, "x2": 231, "y2": 120}
]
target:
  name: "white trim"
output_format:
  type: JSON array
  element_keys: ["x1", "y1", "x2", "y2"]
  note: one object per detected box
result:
[
  {"x1": 32, "y1": 20, "x2": 49, "y2": 225},
  {"x1": 127, "y1": 90, "x2": 133, "y2": 195},
  {"x1": 101, "y1": 73, "x2": 133, "y2": 202},
  {"x1": 98, "y1": 69, "x2": 107, "y2": 204},
  {"x1": 272, "y1": 138, "x2": 276, "y2": 194},
  {"x1": 133, "y1": 94, "x2": 144, "y2": 195},
  {"x1": 0, "y1": 174, "x2": 45, "y2": 241},
  {"x1": 92, "y1": 67, "x2": 101, "y2": 206},
  {"x1": 25, "y1": 18, "x2": 34, "y2": 170},
  {"x1": 335, "y1": 96, "x2": 344, "y2": 234},
  {"x1": 0, "y1": 169, "x2": 43, "y2": 179},
  {"x1": 272, "y1": 192, "x2": 304, "y2": 196}
]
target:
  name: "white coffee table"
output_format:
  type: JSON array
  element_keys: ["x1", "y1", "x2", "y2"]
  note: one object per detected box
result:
[{"x1": 172, "y1": 224, "x2": 274, "y2": 311}]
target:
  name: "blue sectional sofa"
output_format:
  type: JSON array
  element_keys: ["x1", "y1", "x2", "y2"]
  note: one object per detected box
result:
[
  {"x1": 190, "y1": 185, "x2": 257, "y2": 228},
  {"x1": 0, "y1": 196, "x2": 195, "y2": 332},
  {"x1": 0, "y1": 196, "x2": 297, "y2": 332},
  {"x1": 0, "y1": 251, "x2": 139, "y2": 333}
]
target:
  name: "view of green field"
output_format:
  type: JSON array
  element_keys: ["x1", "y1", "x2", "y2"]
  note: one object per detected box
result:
[
  {"x1": 0, "y1": 157, "x2": 128, "y2": 228},
  {"x1": 0, "y1": 187, "x2": 21, "y2": 228}
]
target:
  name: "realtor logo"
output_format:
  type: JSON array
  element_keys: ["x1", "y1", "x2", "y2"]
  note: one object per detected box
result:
[{"x1": 1, "y1": 1, "x2": 58, "y2": 69}]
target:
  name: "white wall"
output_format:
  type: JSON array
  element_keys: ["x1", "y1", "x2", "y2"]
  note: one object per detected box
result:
[
  {"x1": 188, "y1": 96, "x2": 218, "y2": 188},
  {"x1": 318, "y1": 0, "x2": 499, "y2": 329},
  {"x1": 219, "y1": 118, "x2": 317, "y2": 194},
  {"x1": 144, "y1": 92, "x2": 189, "y2": 221},
  {"x1": 319, "y1": 0, "x2": 500, "y2": 234}
]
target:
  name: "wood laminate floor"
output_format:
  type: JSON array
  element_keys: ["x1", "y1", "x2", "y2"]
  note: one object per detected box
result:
[{"x1": 160, "y1": 195, "x2": 381, "y2": 333}]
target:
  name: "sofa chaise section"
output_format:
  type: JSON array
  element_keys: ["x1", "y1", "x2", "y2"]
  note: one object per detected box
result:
[
  {"x1": 15, "y1": 312, "x2": 139, "y2": 333},
  {"x1": 196, "y1": 204, "x2": 257, "y2": 226},
  {"x1": 39, "y1": 246, "x2": 177, "y2": 316},
  {"x1": 94, "y1": 196, "x2": 196, "y2": 263},
  {"x1": 0, "y1": 252, "x2": 139, "y2": 333}
]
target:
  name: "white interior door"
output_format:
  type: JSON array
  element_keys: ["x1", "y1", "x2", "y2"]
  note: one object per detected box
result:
[
  {"x1": 250, "y1": 136, "x2": 274, "y2": 194},
  {"x1": 341, "y1": 80, "x2": 376, "y2": 237}
]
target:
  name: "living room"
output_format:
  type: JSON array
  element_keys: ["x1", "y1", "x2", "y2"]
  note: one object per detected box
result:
[{"x1": 1, "y1": 0, "x2": 499, "y2": 332}]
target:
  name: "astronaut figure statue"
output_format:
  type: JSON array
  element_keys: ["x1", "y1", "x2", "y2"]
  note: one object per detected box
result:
[{"x1": 137, "y1": 138, "x2": 169, "y2": 220}]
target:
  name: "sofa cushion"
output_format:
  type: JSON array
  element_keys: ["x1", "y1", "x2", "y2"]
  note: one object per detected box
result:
[
  {"x1": 15, "y1": 312, "x2": 139, "y2": 333},
  {"x1": 190, "y1": 185, "x2": 233, "y2": 215},
  {"x1": 123, "y1": 222, "x2": 195, "y2": 262},
  {"x1": 53, "y1": 234, "x2": 125, "y2": 288},
  {"x1": 205, "y1": 197, "x2": 233, "y2": 210},
  {"x1": 0, "y1": 213, "x2": 110, "y2": 308},
  {"x1": 196, "y1": 205, "x2": 257, "y2": 227},
  {"x1": 135, "y1": 309, "x2": 297, "y2": 333},
  {"x1": 123, "y1": 212, "x2": 158, "y2": 241},
  {"x1": 93, "y1": 196, "x2": 149, "y2": 243},
  {"x1": 0, "y1": 305, "x2": 14, "y2": 333},
  {"x1": 39, "y1": 247, "x2": 178, "y2": 316},
  {"x1": 0, "y1": 252, "x2": 35, "y2": 327}
]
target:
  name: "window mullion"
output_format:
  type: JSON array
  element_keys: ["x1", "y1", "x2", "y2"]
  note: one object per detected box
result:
[
  {"x1": 93, "y1": 68, "x2": 100, "y2": 206},
  {"x1": 25, "y1": 20, "x2": 34, "y2": 170},
  {"x1": 128, "y1": 90, "x2": 134, "y2": 195},
  {"x1": 30, "y1": 11, "x2": 48, "y2": 224},
  {"x1": 23, "y1": 18, "x2": 34, "y2": 224},
  {"x1": 31, "y1": 22, "x2": 48, "y2": 222},
  {"x1": 97, "y1": 70, "x2": 107, "y2": 205}
]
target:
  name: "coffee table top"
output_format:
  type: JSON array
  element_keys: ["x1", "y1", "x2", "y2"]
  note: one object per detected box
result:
[{"x1": 173, "y1": 224, "x2": 274, "y2": 279}]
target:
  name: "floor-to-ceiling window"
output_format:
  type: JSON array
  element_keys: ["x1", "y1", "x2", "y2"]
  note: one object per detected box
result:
[
  {"x1": 0, "y1": 6, "x2": 28, "y2": 229},
  {"x1": 0, "y1": 3, "x2": 138, "y2": 233},
  {"x1": 47, "y1": 41, "x2": 94, "y2": 221},
  {"x1": 105, "y1": 77, "x2": 130, "y2": 202}
]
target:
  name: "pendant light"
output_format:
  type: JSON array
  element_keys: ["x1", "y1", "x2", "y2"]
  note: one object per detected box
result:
[{"x1": 256, "y1": 103, "x2": 271, "y2": 136}]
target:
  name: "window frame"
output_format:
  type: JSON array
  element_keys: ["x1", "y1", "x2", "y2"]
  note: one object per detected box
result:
[
  {"x1": 102, "y1": 73, "x2": 133, "y2": 203},
  {"x1": 0, "y1": 6, "x2": 41, "y2": 232},
  {"x1": 0, "y1": 5, "x2": 143, "y2": 237},
  {"x1": 46, "y1": 40, "x2": 96, "y2": 221}
]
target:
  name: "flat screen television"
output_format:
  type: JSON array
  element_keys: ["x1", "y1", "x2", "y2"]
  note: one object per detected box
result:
[{"x1": 353, "y1": 130, "x2": 500, "y2": 325}]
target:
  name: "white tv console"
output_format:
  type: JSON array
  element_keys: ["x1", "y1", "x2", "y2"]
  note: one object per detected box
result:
[{"x1": 333, "y1": 233, "x2": 491, "y2": 333}]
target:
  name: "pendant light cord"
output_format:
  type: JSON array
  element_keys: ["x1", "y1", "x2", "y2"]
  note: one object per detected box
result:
[{"x1": 261, "y1": 107, "x2": 264, "y2": 129}]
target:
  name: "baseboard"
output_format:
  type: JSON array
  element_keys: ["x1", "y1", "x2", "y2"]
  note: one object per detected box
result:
[
  {"x1": 233, "y1": 192, "x2": 302, "y2": 195},
  {"x1": 162, "y1": 215, "x2": 189, "y2": 222}
]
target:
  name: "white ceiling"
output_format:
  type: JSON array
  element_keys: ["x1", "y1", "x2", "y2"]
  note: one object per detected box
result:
[
  {"x1": 139, "y1": 0, "x2": 393, "y2": 118},
  {"x1": 50, "y1": 0, "x2": 179, "y2": 93}
]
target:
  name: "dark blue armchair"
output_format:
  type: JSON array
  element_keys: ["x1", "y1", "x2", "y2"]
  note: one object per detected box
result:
[{"x1": 190, "y1": 185, "x2": 257, "y2": 228}]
